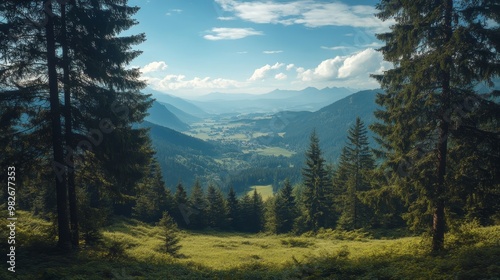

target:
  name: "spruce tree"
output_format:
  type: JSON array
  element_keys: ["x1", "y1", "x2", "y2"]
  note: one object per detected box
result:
[
  {"x1": 173, "y1": 183, "x2": 189, "y2": 227},
  {"x1": 206, "y1": 184, "x2": 227, "y2": 229},
  {"x1": 158, "y1": 211, "x2": 181, "y2": 257},
  {"x1": 335, "y1": 117, "x2": 375, "y2": 230},
  {"x1": 250, "y1": 189, "x2": 265, "y2": 233},
  {"x1": 133, "y1": 160, "x2": 168, "y2": 223},
  {"x1": 226, "y1": 186, "x2": 240, "y2": 230},
  {"x1": 274, "y1": 179, "x2": 298, "y2": 234},
  {"x1": 302, "y1": 129, "x2": 330, "y2": 231},
  {"x1": 188, "y1": 179, "x2": 207, "y2": 230},
  {"x1": 373, "y1": 0, "x2": 500, "y2": 252}
]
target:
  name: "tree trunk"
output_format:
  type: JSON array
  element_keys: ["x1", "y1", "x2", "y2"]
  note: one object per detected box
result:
[
  {"x1": 432, "y1": 0, "x2": 453, "y2": 253},
  {"x1": 45, "y1": 0, "x2": 72, "y2": 250},
  {"x1": 61, "y1": 2, "x2": 79, "y2": 248}
]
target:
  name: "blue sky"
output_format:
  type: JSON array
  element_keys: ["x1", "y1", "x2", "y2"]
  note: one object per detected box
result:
[{"x1": 127, "y1": 0, "x2": 393, "y2": 98}]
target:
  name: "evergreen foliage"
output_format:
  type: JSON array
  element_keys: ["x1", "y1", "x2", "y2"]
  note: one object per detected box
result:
[
  {"x1": 206, "y1": 184, "x2": 227, "y2": 229},
  {"x1": 273, "y1": 179, "x2": 298, "y2": 234},
  {"x1": 301, "y1": 130, "x2": 331, "y2": 231},
  {"x1": 372, "y1": 0, "x2": 500, "y2": 252},
  {"x1": 188, "y1": 179, "x2": 207, "y2": 230},
  {"x1": 334, "y1": 117, "x2": 375, "y2": 230},
  {"x1": 158, "y1": 211, "x2": 182, "y2": 257},
  {"x1": 226, "y1": 186, "x2": 240, "y2": 230}
]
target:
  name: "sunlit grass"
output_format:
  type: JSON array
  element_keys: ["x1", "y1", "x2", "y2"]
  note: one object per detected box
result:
[
  {"x1": 248, "y1": 185, "x2": 274, "y2": 200},
  {"x1": 3, "y1": 211, "x2": 500, "y2": 279}
]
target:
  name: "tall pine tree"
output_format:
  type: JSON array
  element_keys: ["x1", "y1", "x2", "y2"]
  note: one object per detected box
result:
[
  {"x1": 302, "y1": 129, "x2": 330, "y2": 231},
  {"x1": 335, "y1": 117, "x2": 375, "y2": 230},
  {"x1": 373, "y1": 0, "x2": 500, "y2": 252}
]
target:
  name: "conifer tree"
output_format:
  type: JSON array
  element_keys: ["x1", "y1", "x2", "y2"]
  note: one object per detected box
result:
[
  {"x1": 250, "y1": 189, "x2": 265, "y2": 233},
  {"x1": 158, "y1": 211, "x2": 181, "y2": 257},
  {"x1": 273, "y1": 179, "x2": 298, "y2": 234},
  {"x1": 335, "y1": 117, "x2": 375, "y2": 230},
  {"x1": 373, "y1": 0, "x2": 499, "y2": 252},
  {"x1": 206, "y1": 184, "x2": 227, "y2": 229},
  {"x1": 226, "y1": 186, "x2": 240, "y2": 230},
  {"x1": 133, "y1": 160, "x2": 168, "y2": 223},
  {"x1": 188, "y1": 179, "x2": 206, "y2": 230},
  {"x1": 302, "y1": 130, "x2": 330, "y2": 231},
  {"x1": 173, "y1": 183, "x2": 189, "y2": 227}
]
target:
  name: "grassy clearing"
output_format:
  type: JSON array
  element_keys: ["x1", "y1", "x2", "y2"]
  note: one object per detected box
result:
[
  {"x1": 2, "y1": 211, "x2": 500, "y2": 279},
  {"x1": 253, "y1": 146, "x2": 295, "y2": 157},
  {"x1": 248, "y1": 185, "x2": 274, "y2": 200}
]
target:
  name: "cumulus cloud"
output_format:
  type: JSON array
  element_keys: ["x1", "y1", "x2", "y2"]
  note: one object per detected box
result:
[
  {"x1": 248, "y1": 62, "x2": 284, "y2": 81},
  {"x1": 215, "y1": 0, "x2": 393, "y2": 32},
  {"x1": 297, "y1": 48, "x2": 392, "y2": 81},
  {"x1": 286, "y1": 64, "x2": 295, "y2": 71},
  {"x1": 204, "y1": 27, "x2": 263, "y2": 40},
  {"x1": 144, "y1": 74, "x2": 242, "y2": 91},
  {"x1": 140, "y1": 61, "x2": 168, "y2": 74},
  {"x1": 275, "y1": 73, "x2": 287, "y2": 80},
  {"x1": 263, "y1": 50, "x2": 283, "y2": 54}
]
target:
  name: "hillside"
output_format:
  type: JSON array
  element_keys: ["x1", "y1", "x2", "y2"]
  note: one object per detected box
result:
[
  {"x1": 145, "y1": 88, "x2": 209, "y2": 117},
  {"x1": 280, "y1": 89, "x2": 381, "y2": 162},
  {"x1": 138, "y1": 121, "x2": 222, "y2": 188},
  {"x1": 159, "y1": 101, "x2": 201, "y2": 124},
  {"x1": 146, "y1": 101, "x2": 190, "y2": 131}
]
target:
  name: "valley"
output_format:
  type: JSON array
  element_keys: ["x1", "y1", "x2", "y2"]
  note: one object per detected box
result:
[{"x1": 143, "y1": 87, "x2": 380, "y2": 194}]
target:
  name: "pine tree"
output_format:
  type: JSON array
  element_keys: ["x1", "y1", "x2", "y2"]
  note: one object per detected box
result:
[
  {"x1": 133, "y1": 160, "x2": 168, "y2": 223},
  {"x1": 158, "y1": 211, "x2": 181, "y2": 257},
  {"x1": 226, "y1": 186, "x2": 240, "y2": 230},
  {"x1": 302, "y1": 129, "x2": 330, "y2": 231},
  {"x1": 173, "y1": 183, "x2": 189, "y2": 227},
  {"x1": 206, "y1": 184, "x2": 227, "y2": 229},
  {"x1": 373, "y1": 0, "x2": 500, "y2": 252},
  {"x1": 188, "y1": 179, "x2": 207, "y2": 230},
  {"x1": 250, "y1": 189, "x2": 265, "y2": 233},
  {"x1": 274, "y1": 179, "x2": 298, "y2": 234},
  {"x1": 335, "y1": 117, "x2": 375, "y2": 230}
]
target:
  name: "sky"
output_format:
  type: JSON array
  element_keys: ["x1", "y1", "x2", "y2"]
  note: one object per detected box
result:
[{"x1": 127, "y1": 0, "x2": 394, "y2": 98}]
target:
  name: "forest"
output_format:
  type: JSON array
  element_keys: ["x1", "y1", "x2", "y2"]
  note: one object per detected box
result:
[{"x1": 0, "y1": 0, "x2": 499, "y2": 279}]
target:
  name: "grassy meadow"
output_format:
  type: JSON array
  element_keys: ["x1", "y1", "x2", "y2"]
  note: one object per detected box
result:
[
  {"x1": 248, "y1": 185, "x2": 274, "y2": 201},
  {"x1": 1, "y1": 211, "x2": 500, "y2": 279}
]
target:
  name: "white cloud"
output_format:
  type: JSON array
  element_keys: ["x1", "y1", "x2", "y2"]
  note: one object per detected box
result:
[
  {"x1": 297, "y1": 48, "x2": 392, "y2": 81},
  {"x1": 286, "y1": 64, "x2": 295, "y2": 71},
  {"x1": 321, "y1": 46, "x2": 351, "y2": 51},
  {"x1": 217, "y1": 16, "x2": 235, "y2": 21},
  {"x1": 237, "y1": 51, "x2": 248, "y2": 54},
  {"x1": 215, "y1": 0, "x2": 393, "y2": 32},
  {"x1": 249, "y1": 62, "x2": 284, "y2": 81},
  {"x1": 144, "y1": 74, "x2": 242, "y2": 91},
  {"x1": 275, "y1": 73, "x2": 287, "y2": 80},
  {"x1": 140, "y1": 61, "x2": 168, "y2": 74},
  {"x1": 204, "y1": 27, "x2": 263, "y2": 40},
  {"x1": 263, "y1": 50, "x2": 283, "y2": 54},
  {"x1": 165, "y1": 9, "x2": 182, "y2": 16}
]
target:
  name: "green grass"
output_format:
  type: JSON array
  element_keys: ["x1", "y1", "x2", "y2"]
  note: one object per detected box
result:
[
  {"x1": 248, "y1": 185, "x2": 274, "y2": 200},
  {"x1": 254, "y1": 146, "x2": 295, "y2": 157},
  {"x1": 2, "y1": 211, "x2": 500, "y2": 279}
]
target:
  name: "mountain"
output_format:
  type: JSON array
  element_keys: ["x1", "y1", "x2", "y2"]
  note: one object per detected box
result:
[
  {"x1": 138, "y1": 121, "x2": 221, "y2": 188},
  {"x1": 189, "y1": 87, "x2": 354, "y2": 114},
  {"x1": 159, "y1": 102, "x2": 201, "y2": 124},
  {"x1": 144, "y1": 88, "x2": 209, "y2": 117},
  {"x1": 280, "y1": 89, "x2": 381, "y2": 162},
  {"x1": 145, "y1": 101, "x2": 190, "y2": 131}
]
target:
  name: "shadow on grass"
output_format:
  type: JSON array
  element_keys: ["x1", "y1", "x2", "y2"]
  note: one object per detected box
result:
[{"x1": 2, "y1": 240, "x2": 498, "y2": 280}]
